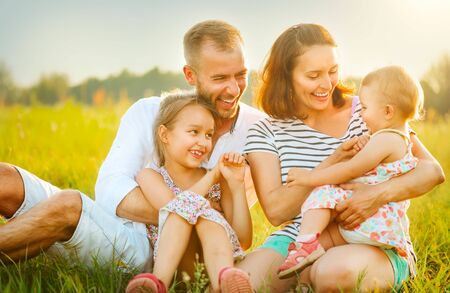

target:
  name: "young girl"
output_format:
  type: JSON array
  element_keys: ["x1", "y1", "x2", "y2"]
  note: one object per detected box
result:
[
  {"x1": 125, "y1": 92, "x2": 253, "y2": 293},
  {"x1": 277, "y1": 66, "x2": 423, "y2": 279}
]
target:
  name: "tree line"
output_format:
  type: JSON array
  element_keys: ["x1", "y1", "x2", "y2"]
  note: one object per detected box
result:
[
  {"x1": 0, "y1": 66, "x2": 190, "y2": 106},
  {"x1": 0, "y1": 55, "x2": 449, "y2": 116}
]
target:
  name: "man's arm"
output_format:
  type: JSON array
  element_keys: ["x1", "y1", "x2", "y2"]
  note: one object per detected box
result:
[
  {"x1": 116, "y1": 187, "x2": 159, "y2": 225},
  {"x1": 95, "y1": 97, "x2": 161, "y2": 219},
  {"x1": 336, "y1": 133, "x2": 445, "y2": 229}
]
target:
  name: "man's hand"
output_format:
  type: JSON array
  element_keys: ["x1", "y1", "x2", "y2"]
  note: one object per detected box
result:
[{"x1": 335, "y1": 182, "x2": 384, "y2": 229}]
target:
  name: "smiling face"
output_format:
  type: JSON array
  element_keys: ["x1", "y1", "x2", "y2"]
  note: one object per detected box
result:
[
  {"x1": 159, "y1": 104, "x2": 215, "y2": 170},
  {"x1": 184, "y1": 42, "x2": 247, "y2": 120},
  {"x1": 291, "y1": 45, "x2": 339, "y2": 116}
]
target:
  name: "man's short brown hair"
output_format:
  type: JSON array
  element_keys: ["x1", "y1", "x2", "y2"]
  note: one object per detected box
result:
[{"x1": 183, "y1": 20, "x2": 243, "y2": 68}]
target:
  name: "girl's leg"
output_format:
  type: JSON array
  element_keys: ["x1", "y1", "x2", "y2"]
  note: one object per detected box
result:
[
  {"x1": 176, "y1": 228, "x2": 202, "y2": 279},
  {"x1": 153, "y1": 213, "x2": 193, "y2": 287},
  {"x1": 237, "y1": 248, "x2": 297, "y2": 291},
  {"x1": 194, "y1": 217, "x2": 234, "y2": 291},
  {"x1": 308, "y1": 244, "x2": 394, "y2": 292}
]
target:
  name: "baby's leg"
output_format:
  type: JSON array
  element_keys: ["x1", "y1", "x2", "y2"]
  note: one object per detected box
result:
[
  {"x1": 195, "y1": 217, "x2": 234, "y2": 291},
  {"x1": 298, "y1": 208, "x2": 331, "y2": 239},
  {"x1": 153, "y1": 213, "x2": 193, "y2": 287},
  {"x1": 278, "y1": 209, "x2": 332, "y2": 279},
  {"x1": 319, "y1": 220, "x2": 348, "y2": 250}
]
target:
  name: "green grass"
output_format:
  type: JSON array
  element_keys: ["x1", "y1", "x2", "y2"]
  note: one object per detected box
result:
[{"x1": 0, "y1": 102, "x2": 449, "y2": 292}]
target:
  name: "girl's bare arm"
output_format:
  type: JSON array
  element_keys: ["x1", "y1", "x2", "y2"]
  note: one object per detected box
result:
[{"x1": 219, "y1": 153, "x2": 253, "y2": 249}]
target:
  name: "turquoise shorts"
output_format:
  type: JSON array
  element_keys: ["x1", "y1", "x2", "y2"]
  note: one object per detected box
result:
[{"x1": 260, "y1": 235, "x2": 409, "y2": 291}]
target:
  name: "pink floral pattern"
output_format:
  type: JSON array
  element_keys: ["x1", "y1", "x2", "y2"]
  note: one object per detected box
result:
[
  {"x1": 302, "y1": 143, "x2": 417, "y2": 262},
  {"x1": 146, "y1": 167, "x2": 244, "y2": 261}
]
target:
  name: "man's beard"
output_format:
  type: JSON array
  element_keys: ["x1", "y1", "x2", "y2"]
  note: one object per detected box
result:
[
  {"x1": 216, "y1": 101, "x2": 238, "y2": 119},
  {"x1": 197, "y1": 87, "x2": 239, "y2": 120}
]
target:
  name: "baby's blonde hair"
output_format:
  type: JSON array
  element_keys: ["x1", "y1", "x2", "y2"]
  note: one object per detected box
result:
[
  {"x1": 361, "y1": 65, "x2": 424, "y2": 121},
  {"x1": 153, "y1": 90, "x2": 217, "y2": 167}
]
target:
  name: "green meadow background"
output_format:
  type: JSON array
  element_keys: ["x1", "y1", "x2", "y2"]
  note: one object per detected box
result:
[{"x1": 0, "y1": 101, "x2": 449, "y2": 292}]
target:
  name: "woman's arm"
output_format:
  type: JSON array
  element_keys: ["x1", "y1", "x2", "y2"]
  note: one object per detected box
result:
[
  {"x1": 246, "y1": 152, "x2": 307, "y2": 226},
  {"x1": 335, "y1": 133, "x2": 445, "y2": 229},
  {"x1": 219, "y1": 154, "x2": 253, "y2": 250},
  {"x1": 383, "y1": 133, "x2": 446, "y2": 200}
]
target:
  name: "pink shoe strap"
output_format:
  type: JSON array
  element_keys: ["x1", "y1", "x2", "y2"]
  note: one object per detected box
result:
[
  {"x1": 288, "y1": 233, "x2": 321, "y2": 256},
  {"x1": 218, "y1": 266, "x2": 232, "y2": 285},
  {"x1": 130, "y1": 273, "x2": 167, "y2": 293}
]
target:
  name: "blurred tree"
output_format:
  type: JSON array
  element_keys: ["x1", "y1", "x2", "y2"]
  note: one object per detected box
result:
[
  {"x1": 241, "y1": 70, "x2": 258, "y2": 106},
  {"x1": 70, "y1": 67, "x2": 188, "y2": 104},
  {"x1": 78, "y1": 77, "x2": 101, "y2": 104},
  {"x1": 92, "y1": 88, "x2": 106, "y2": 107},
  {"x1": 422, "y1": 54, "x2": 450, "y2": 115},
  {"x1": 420, "y1": 80, "x2": 438, "y2": 114},
  {"x1": 0, "y1": 62, "x2": 19, "y2": 105},
  {"x1": 30, "y1": 73, "x2": 69, "y2": 105}
]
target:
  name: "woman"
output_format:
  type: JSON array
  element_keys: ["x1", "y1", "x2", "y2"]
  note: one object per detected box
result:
[{"x1": 238, "y1": 23, "x2": 444, "y2": 292}]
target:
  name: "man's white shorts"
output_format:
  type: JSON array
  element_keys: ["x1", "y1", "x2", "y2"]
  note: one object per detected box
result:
[{"x1": 10, "y1": 166, "x2": 152, "y2": 271}]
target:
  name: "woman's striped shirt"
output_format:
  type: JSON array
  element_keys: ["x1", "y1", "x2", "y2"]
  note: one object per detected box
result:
[{"x1": 244, "y1": 97, "x2": 368, "y2": 239}]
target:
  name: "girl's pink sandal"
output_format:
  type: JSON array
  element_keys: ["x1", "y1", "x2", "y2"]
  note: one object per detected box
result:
[
  {"x1": 218, "y1": 267, "x2": 253, "y2": 292},
  {"x1": 125, "y1": 273, "x2": 167, "y2": 293}
]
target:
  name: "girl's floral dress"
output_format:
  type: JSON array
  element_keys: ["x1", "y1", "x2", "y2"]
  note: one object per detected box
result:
[
  {"x1": 302, "y1": 130, "x2": 417, "y2": 271},
  {"x1": 146, "y1": 167, "x2": 245, "y2": 261}
]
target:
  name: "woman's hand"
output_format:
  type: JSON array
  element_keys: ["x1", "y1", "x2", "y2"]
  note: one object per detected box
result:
[
  {"x1": 335, "y1": 182, "x2": 384, "y2": 229},
  {"x1": 219, "y1": 152, "x2": 246, "y2": 186}
]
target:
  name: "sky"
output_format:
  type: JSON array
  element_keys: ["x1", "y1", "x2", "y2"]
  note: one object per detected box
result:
[{"x1": 1, "y1": 0, "x2": 450, "y2": 86}]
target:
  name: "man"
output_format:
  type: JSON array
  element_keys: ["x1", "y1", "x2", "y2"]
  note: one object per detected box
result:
[{"x1": 0, "y1": 20, "x2": 266, "y2": 271}]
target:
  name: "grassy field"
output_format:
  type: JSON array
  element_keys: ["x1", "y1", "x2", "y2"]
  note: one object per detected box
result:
[{"x1": 0, "y1": 102, "x2": 449, "y2": 292}]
